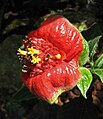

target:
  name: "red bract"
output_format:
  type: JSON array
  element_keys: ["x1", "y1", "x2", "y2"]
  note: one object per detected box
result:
[{"x1": 19, "y1": 16, "x2": 83, "y2": 104}]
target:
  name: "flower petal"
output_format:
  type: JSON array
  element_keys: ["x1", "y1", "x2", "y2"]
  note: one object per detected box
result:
[{"x1": 21, "y1": 16, "x2": 83, "y2": 104}]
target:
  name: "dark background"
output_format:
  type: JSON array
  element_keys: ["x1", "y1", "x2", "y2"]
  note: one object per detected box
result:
[{"x1": 0, "y1": 0, "x2": 103, "y2": 119}]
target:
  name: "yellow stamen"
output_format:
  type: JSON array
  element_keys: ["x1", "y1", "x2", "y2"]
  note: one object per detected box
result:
[
  {"x1": 31, "y1": 56, "x2": 41, "y2": 64},
  {"x1": 22, "y1": 69, "x2": 27, "y2": 73},
  {"x1": 55, "y1": 54, "x2": 61, "y2": 59},
  {"x1": 18, "y1": 47, "x2": 41, "y2": 64},
  {"x1": 28, "y1": 47, "x2": 40, "y2": 55},
  {"x1": 17, "y1": 48, "x2": 27, "y2": 56}
]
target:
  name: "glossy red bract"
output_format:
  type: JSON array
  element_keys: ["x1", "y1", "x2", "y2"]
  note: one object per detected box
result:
[{"x1": 21, "y1": 16, "x2": 83, "y2": 104}]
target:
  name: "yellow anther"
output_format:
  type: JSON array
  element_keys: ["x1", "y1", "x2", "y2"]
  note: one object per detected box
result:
[
  {"x1": 55, "y1": 54, "x2": 61, "y2": 59},
  {"x1": 31, "y1": 56, "x2": 41, "y2": 64},
  {"x1": 28, "y1": 47, "x2": 40, "y2": 55},
  {"x1": 18, "y1": 48, "x2": 27, "y2": 56}
]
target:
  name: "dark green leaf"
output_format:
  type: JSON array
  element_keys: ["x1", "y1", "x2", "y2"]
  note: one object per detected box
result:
[
  {"x1": 92, "y1": 69, "x2": 103, "y2": 83},
  {"x1": 93, "y1": 54, "x2": 103, "y2": 68},
  {"x1": 77, "y1": 67, "x2": 93, "y2": 98},
  {"x1": 82, "y1": 23, "x2": 102, "y2": 41},
  {"x1": 92, "y1": 54, "x2": 103, "y2": 82},
  {"x1": 12, "y1": 85, "x2": 36, "y2": 102},
  {"x1": 0, "y1": 35, "x2": 23, "y2": 89},
  {"x1": 79, "y1": 38, "x2": 89, "y2": 66},
  {"x1": 88, "y1": 35, "x2": 102, "y2": 62}
]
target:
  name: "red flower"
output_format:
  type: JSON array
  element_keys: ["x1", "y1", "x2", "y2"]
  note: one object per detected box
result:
[{"x1": 18, "y1": 16, "x2": 83, "y2": 104}]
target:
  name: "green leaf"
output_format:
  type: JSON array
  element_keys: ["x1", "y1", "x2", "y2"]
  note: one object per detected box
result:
[
  {"x1": 92, "y1": 69, "x2": 103, "y2": 83},
  {"x1": 75, "y1": 22, "x2": 87, "y2": 32},
  {"x1": 12, "y1": 85, "x2": 36, "y2": 102},
  {"x1": 77, "y1": 67, "x2": 93, "y2": 98},
  {"x1": 82, "y1": 23, "x2": 102, "y2": 40},
  {"x1": 92, "y1": 54, "x2": 103, "y2": 82},
  {"x1": 93, "y1": 54, "x2": 103, "y2": 68},
  {"x1": 79, "y1": 38, "x2": 89, "y2": 66},
  {"x1": 88, "y1": 35, "x2": 102, "y2": 62}
]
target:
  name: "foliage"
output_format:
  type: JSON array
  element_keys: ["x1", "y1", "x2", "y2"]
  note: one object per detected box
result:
[
  {"x1": 77, "y1": 67, "x2": 92, "y2": 98},
  {"x1": 77, "y1": 22, "x2": 103, "y2": 98}
]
